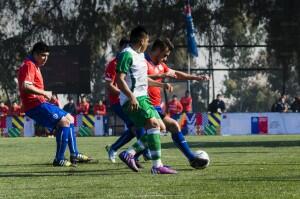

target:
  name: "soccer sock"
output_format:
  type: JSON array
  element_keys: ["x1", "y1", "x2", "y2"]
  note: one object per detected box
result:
[
  {"x1": 68, "y1": 123, "x2": 79, "y2": 157},
  {"x1": 55, "y1": 127, "x2": 69, "y2": 161},
  {"x1": 171, "y1": 131, "x2": 195, "y2": 161},
  {"x1": 110, "y1": 129, "x2": 135, "y2": 152},
  {"x1": 146, "y1": 128, "x2": 163, "y2": 168},
  {"x1": 134, "y1": 128, "x2": 150, "y2": 160},
  {"x1": 128, "y1": 133, "x2": 148, "y2": 155}
]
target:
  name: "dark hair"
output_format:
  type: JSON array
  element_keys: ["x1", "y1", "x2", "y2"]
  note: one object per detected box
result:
[
  {"x1": 119, "y1": 37, "x2": 130, "y2": 48},
  {"x1": 151, "y1": 38, "x2": 174, "y2": 52},
  {"x1": 31, "y1": 42, "x2": 49, "y2": 55},
  {"x1": 130, "y1": 26, "x2": 148, "y2": 44},
  {"x1": 172, "y1": 95, "x2": 177, "y2": 98}
]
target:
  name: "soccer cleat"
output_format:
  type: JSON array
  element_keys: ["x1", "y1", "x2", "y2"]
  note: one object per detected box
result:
[
  {"x1": 70, "y1": 153, "x2": 93, "y2": 164},
  {"x1": 118, "y1": 151, "x2": 139, "y2": 172},
  {"x1": 189, "y1": 157, "x2": 209, "y2": 169},
  {"x1": 53, "y1": 159, "x2": 75, "y2": 167},
  {"x1": 105, "y1": 145, "x2": 117, "y2": 163},
  {"x1": 151, "y1": 166, "x2": 177, "y2": 174}
]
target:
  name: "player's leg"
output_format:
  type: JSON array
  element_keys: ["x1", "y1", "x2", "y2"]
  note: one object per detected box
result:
[
  {"x1": 119, "y1": 96, "x2": 176, "y2": 174},
  {"x1": 163, "y1": 116, "x2": 207, "y2": 168},
  {"x1": 26, "y1": 103, "x2": 72, "y2": 167},
  {"x1": 105, "y1": 103, "x2": 136, "y2": 162},
  {"x1": 65, "y1": 114, "x2": 92, "y2": 164}
]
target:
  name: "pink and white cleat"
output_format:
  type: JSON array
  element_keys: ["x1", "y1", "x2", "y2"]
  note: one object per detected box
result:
[{"x1": 151, "y1": 166, "x2": 177, "y2": 174}]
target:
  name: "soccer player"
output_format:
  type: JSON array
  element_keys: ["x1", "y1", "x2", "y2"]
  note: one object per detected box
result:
[
  {"x1": 17, "y1": 42, "x2": 92, "y2": 167},
  {"x1": 104, "y1": 38, "x2": 149, "y2": 164},
  {"x1": 145, "y1": 38, "x2": 209, "y2": 169},
  {"x1": 116, "y1": 26, "x2": 177, "y2": 174}
]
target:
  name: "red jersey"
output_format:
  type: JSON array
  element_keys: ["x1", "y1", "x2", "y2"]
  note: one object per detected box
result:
[
  {"x1": 167, "y1": 100, "x2": 183, "y2": 116},
  {"x1": 0, "y1": 105, "x2": 9, "y2": 116},
  {"x1": 93, "y1": 104, "x2": 106, "y2": 115},
  {"x1": 17, "y1": 58, "x2": 47, "y2": 112},
  {"x1": 105, "y1": 57, "x2": 120, "y2": 105},
  {"x1": 9, "y1": 105, "x2": 21, "y2": 116},
  {"x1": 77, "y1": 102, "x2": 90, "y2": 115},
  {"x1": 180, "y1": 96, "x2": 192, "y2": 112},
  {"x1": 147, "y1": 61, "x2": 170, "y2": 106}
]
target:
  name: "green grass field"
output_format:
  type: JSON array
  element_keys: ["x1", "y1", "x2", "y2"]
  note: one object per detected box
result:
[{"x1": 0, "y1": 135, "x2": 300, "y2": 199}]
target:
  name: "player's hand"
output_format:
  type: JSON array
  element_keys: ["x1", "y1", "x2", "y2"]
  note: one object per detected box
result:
[
  {"x1": 197, "y1": 75, "x2": 210, "y2": 81},
  {"x1": 129, "y1": 96, "x2": 139, "y2": 111},
  {"x1": 163, "y1": 83, "x2": 173, "y2": 92},
  {"x1": 43, "y1": 91, "x2": 52, "y2": 100}
]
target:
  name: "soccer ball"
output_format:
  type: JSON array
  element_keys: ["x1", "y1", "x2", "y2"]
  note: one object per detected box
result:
[{"x1": 193, "y1": 150, "x2": 210, "y2": 169}]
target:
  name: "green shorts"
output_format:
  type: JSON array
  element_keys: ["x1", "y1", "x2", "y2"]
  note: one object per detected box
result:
[{"x1": 122, "y1": 96, "x2": 160, "y2": 128}]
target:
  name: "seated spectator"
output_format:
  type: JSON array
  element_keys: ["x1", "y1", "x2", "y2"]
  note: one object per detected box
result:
[
  {"x1": 208, "y1": 94, "x2": 226, "y2": 114},
  {"x1": 93, "y1": 100, "x2": 106, "y2": 115},
  {"x1": 271, "y1": 94, "x2": 289, "y2": 112},
  {"x1": 180, "y1": 90, "x2": 193, "y2": 113},
  {"x1": 77, "y1": 96, "x2": 90, "y2": 115},
  {"x1": 9, "y1": 101, "x2": 21, "y2": 116},
  {"x1": 291, "y1": 96, "x2": 300, "y2": 112},
  {"x1": 63, "y1": 96, "x2": 77, "y2": 115},
  {"x1": 167, "y1": 95, "x2": 183, "y2": 117}
]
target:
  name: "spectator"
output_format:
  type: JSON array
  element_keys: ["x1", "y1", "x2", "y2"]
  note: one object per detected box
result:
[
  {"x1": 291, "y1": 96, "x2": 300, "y2": 112},
  {"x1": 208, "y1": 94, "x2": 226, "y2": 114},
  {"x1": 63, "y1": 96, "x2": 77, "y2": 115},
  {"x1": 0, "y1": 101, "x2": 9, "y2": 116},
  {"x1": 167, "y1": 95, "x2": 183, "y2": 116},
  {"x1": 77, "y1": 96, "x2": 90, "y2": 115},
  {"x1": 271, "y1": 94, "x2": 289, "y2": 112},
  {"x1": 180, "y1": 90, "x2": 193, "y2": 113},
  {"x1": 9, "y1": 101, "x2": 21, "y2": 116},
  {"x1": 93, "y1": 99, "x2": 106, "y2": 115},
  {"x1": 0, "y1": 101, "x2": 9, "y2": 135}
]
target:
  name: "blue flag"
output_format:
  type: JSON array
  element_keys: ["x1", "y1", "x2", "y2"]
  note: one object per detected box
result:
[{"x1": 185, "y1": 0, "x2": 198, "y2": 57}]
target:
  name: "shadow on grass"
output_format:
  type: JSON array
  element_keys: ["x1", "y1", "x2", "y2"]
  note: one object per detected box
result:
[
  {"x1": 205, "y1": 176, "x2": 300, "y2": 182},
  {"x1": 161, "y1": 140, "x2": 300, "y2": 149},
  {"x1": 0, "y1": 167, "x2": 135, "y2": 178}
]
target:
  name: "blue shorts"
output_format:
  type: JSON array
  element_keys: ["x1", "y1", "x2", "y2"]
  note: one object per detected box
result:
[
  {"x1": 111, "y1": 102, "x2": 134, "y2": 128},
  {"x1": 154, "y1": 106, "x2": 166, "y2": 119},
  {"x1": 26, "y1": 102, "x2": 67, "y2": 132}
]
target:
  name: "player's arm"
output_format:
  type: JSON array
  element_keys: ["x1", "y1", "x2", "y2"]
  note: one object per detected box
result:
[
  {"x1": 148, "y1": 78, "x2": 173, "y2": 92},
  {"x1": 106, "y1": 80, "x2": 120, "y2": 95},
  {"x1": 116, "y1": 73, "x2": 139, "y2": 111},
  {"x1": 22, "y1": 82, "x2": 52, "y2": 100},
  {"x1": 174, "y1": 70, "x2": 209, "y2": 81}
]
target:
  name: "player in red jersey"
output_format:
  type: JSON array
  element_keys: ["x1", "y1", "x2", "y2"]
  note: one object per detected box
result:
[
  {"x1": 18, "y1": 42, "x2": 91, "y2": 167},
  {"x1": 144, "y1": 38, "x2": 209, "y2": 169}
]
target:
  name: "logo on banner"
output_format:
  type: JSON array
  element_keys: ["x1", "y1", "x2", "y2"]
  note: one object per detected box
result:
[{"x1": 251, "y1": 117, "x2": 268, "y2": 134}]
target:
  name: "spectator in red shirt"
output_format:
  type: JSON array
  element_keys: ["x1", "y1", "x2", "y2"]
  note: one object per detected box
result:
[
  {"x1": 0, "y1": 101, "x2": 9, "y2": 132},
  {"x1": 180, "y1": 90, "x2": 193, "y2": 113},
  {"x1": 93, "y1": 100, "x2": 106, "y2": 115},
  {"x1": 9, "y1": 101, "x2": 21, "y2": 116},
  {"x1": 77, "y1": 96, "x2": 90, "y2": 115},
  {"x1": 167, "y1": 95, "x2": 183, "y2": 117}
]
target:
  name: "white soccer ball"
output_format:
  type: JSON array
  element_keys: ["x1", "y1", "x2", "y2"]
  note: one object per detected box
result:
[{"x1": 194, "y1": 150, "x2": 210, "y2": 169}]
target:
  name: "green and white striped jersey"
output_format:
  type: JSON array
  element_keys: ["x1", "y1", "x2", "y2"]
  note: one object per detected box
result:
[{"x1": 116, "y1": 46, "x2": 148, "y2": 105}]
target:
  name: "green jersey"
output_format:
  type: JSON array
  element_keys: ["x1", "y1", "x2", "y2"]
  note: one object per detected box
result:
[{"x1": 116, "y1": 46, "x2": 148, "y2": 105}]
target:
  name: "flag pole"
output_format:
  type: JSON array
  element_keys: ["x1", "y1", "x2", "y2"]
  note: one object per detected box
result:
[{"x1": 187, "y1": 53, "x2": 191, "y2": 92}]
